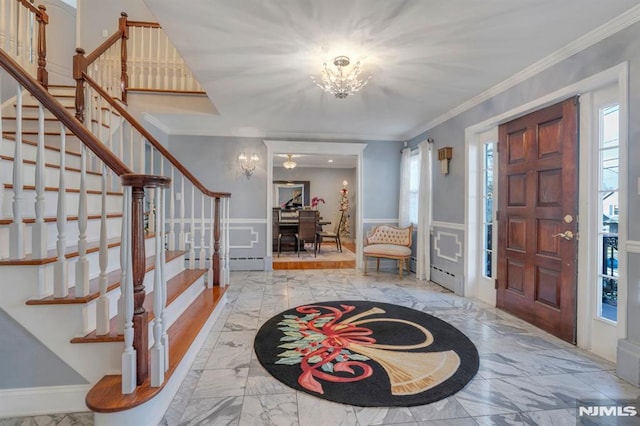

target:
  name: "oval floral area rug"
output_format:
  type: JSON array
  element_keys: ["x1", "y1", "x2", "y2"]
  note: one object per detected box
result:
[{"x1": 253, "y1": 300, "x2": 479, "y2": 407}]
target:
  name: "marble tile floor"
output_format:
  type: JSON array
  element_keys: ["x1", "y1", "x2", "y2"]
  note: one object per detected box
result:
[{"x1": 2, "y1": 269, "x2": 639, "y2": 426}]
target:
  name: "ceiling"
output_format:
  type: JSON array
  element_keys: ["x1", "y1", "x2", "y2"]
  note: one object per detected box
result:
[{"x1": 143, "y1": 0, "x2": 640, "y2": 141}]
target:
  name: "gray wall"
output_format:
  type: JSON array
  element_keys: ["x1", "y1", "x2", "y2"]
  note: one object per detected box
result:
[
  {"x1": 408, "y1": 20, "x2": 640, "y2": 383},
  {"x1": 163, "y1": 135, "x2": 401, "y2": 266},
  {"x1": 0, "y1": 309, "x2": 86, "y2": 389}
]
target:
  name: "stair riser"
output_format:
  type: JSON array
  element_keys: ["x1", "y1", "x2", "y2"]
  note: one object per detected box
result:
[
  {"x1": 2, "y1": 137, "x2": 83, "y2": 169},
  {"x1": 2, "y1": 118, "x2": 71, "y2": 134},
  {"x1": 149, "y1": 273, "x2": 205, "y2": 346},
  {"x1": 22, "y1": 94, "x2": 76, "y2": 109},
  {"x1": 0, "y1": 216, "x2": 122, "y2": 260},
  {"x1": 81, "y1": 252, "x2": 186, "y2": 335},
  {"x1": 10, "y1": 105, "x2": 77, "y2": 120},
  {"x1": 1, "y1": 161, "x2": 105, "y2": 193},
  {"x1": 1, "y1": 189, "x2": 122, "y2": 219}
]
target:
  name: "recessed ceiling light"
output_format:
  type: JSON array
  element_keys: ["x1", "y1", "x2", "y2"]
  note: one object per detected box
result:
[{"x1": 328, "y1": 159, "x2": 334, "y2": 163}]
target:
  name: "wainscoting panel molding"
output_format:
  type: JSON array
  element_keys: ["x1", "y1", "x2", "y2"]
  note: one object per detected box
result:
[
  {"x1": 229, "y1": 226, "x2": 260, "y2": 249},
  {"x1": 434, "y1": 230, "x2": 463, "y2": 263},
  {"x1": 431, "y1": 221, "x2": 465, "y2": 231}
]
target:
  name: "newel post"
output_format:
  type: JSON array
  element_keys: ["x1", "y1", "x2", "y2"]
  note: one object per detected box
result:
[
  {"x1": 36, "y1": 5, "x2": 48, "y2": 88},
  {"x1": 213, "y1": 197, "x2": 221, "y2": 286},
  {"x1": 119, "y1": 12, "x2": 129, "y2": 103},
  {"x1": 73, "y1": 48, "x2": 86, "y2": 122},
  {"x1": 121, "y1": 174, "x2": 170, "y2": 385}
]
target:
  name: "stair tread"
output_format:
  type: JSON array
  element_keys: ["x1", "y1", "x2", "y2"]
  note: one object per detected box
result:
[
  {"x1": 85, "y1": 285, "x2": 225, "y2": 412},
  {"x1": 0, "y1": 233, "x2": 156, "y2": 266},
  {"x1": 70, "y1": 268, "x2": 207, "y2": 343},
  {"x1": 26, "y1": 250, "x2": 185, "y2": 306},
  {"x1": 0, "y1": 212, "x2": 122, "y2": 226}
]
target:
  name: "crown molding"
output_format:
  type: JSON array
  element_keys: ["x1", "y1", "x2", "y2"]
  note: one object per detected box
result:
[
  {"x1": 143, "y1": 113, "x2": 402, "y2": 141},
  {"x1": 405, "y1": 4, "x2": 640, "y2": 139}
]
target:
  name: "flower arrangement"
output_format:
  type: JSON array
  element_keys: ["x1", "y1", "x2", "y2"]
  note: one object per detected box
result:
[{"x1": 311, "y1": 196, "x2": 325, "y2": 209}]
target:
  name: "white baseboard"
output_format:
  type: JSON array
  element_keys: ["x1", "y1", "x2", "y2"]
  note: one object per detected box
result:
[{"x1": 0, "y1": 384, "x2": 91, "y2": 418}]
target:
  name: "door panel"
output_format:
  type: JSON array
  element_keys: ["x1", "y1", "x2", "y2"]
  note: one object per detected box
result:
[{"x1": 497, "y1": 97, "x2": 578, "y2": 343}]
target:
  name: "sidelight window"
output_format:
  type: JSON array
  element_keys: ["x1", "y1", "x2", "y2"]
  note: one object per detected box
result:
[
  {"x1": 481, "y1": 143, "x2": 494, "y2": 278},
  {"x1": 597, "y1": 104, "x2": 619, "y2": 322}
]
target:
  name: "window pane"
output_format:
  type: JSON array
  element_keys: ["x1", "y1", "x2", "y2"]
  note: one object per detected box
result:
[
  {"x1": 597, "y1": 102, "x2": 619, "y2": 323},
  {"x1": 482, "y1": 143, "x2": 494, "y2": 278}
]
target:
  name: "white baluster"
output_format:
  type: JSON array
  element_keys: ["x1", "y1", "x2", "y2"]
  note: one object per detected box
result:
[
  {"x1": 96, "y1": 163, "x2": 109, "y2": 335},
  {"x1": 9, "y1": 85, "x2": 25, "y2": 260},
  {"x1": 146, "y1": 27, "x2": 153, "y2": 89},
  {"x1": 121, "y1": 186, "x2": 136, "y2": 394},
  {"x1": 155, "y1": 28, "x2": 161, "y2": 89},
  {"x1": 163, "y1": 35, "x2": 169, "y2": 90},
  {"x1": 171, "y1": 44, "x2": 177, "y2": 90},
  {"x1": 224, "y1": 197, "x2": 231, "y2": 286},
  {"x1": 150, "y1": 186, "x2": 165, "y2": 387},
  {"x1": 32, "y1": 102, "x2": 47, "y2": 258},
  {"x1": 75, "y1": 145, "x2": 90, "y2": 297},
  {"x1": 0, "y1": 71, "x2": 4, "y2": 219},
  {"x1": 167, "y1": 166, "x2": 175, "y2": 250},
  {"x1": 159, "y1": 188, "x2": 169, "y2": 372},
  {"x1": 129, "y1": 127, "x2": 134, "y2": 170},
  {"x1": 207, "y1": 197, "x2": 213, "y2": 286},
  {"x1": 139, "y1": 135, "x2": 144, "y2": 173},
  {"x1": 8, "y1": 0, "x2": 16, "y2": 56},
  {"x1": 188, "y1": 184, "x2": 195, "y2": 269},
  {"x1": 178, "y1": 175, "x2": 185, "y2": 250},
  {"x1": 53, "y1": 125, "x2": 68, "y2": 297},
  {"x1": 199, "y1": 193, "x2": 206, "y2": 269},
  {"x1": 131, "y1": 26, "x2": 137, "y2": 88},
  {"x1": 147, "y1": 148, "x2": 155, "y2": 233}
]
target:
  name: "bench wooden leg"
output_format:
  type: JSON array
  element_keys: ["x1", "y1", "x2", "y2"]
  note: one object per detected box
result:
[
  {"x1": 364, "y1": 256, "x2": 368, "y2": 275},
  {"x1": 376, "y1": 258, "x2": 380, "y2": 272},
  {"x1": 399, "y1": 258, "x2": 403, "y2": 278}
]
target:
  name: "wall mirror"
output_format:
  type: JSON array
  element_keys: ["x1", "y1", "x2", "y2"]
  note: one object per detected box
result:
[{"x1": 273, "y1": 180, "x2": 310, "y2": 208}]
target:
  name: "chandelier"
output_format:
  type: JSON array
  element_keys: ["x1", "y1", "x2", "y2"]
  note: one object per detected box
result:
[
  {"x1": 312, "y1": 56, "x2": 371, "y2": 99},
  {"x1": 283, "y1": 154, "x2": 297, "y2": 169}
]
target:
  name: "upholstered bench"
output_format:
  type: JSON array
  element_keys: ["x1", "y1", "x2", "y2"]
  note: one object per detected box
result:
[{"x1": 363, "y1": 224, "x2": 413, "y2": 278}]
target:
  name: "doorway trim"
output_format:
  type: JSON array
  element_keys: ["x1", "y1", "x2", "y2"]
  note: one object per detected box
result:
[
  {"x1": 264, "y1": 140, "x2": 367, "y2": 270},
  {"x1": 464, "y1": 62, "x2": 628, "y2": 353}
]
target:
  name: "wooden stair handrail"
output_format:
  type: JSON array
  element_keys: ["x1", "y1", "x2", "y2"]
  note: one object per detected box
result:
[
  {"x1": 16, "y1": 0, "x2": 43, "y2": 15},
  {"x1": 126, "y1": 20, "x2": 161, "y2": 29},
  {"x1": 0, "y1": 48, "x2": 130, "y2": 176},
  {"x1": 82, "y1": 73, "x2": 231, "y2": 199}
]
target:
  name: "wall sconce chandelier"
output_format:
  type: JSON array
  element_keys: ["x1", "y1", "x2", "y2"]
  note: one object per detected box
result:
[
  {"x1": 282, "y1": 154, "x2": 297, "y2": 169},
  {"x1": 438, "y1": 147, "x2": 453, "y2": 175},
  {"x1": 311, "y1": 55, "x2": 371, "y2": 99},
  {"x1": 238, "y1": 152, "x2": 259, "y2": 179}
]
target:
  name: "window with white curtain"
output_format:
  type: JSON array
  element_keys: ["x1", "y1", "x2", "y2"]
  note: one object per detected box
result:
[{"x1": 408, "y1": 150, "x2": 420, "y2": 225}]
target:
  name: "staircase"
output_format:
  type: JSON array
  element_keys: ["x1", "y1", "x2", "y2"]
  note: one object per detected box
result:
[{"x1": 0, "y1": 5, "x2": 230, "y2": 425}]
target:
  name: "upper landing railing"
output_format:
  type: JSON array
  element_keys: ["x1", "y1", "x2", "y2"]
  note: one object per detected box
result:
[{"x1": 0, "y1": 0, "x2": 48, "y2": 87}]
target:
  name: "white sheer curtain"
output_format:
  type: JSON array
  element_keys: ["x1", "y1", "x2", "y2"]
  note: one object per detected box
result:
[
  {"x1": 398, "y1": 147, "x2": 412, "y2": 227},
  {"x1": 416, "y1": 141, "x2": 433, "y2": 280}
]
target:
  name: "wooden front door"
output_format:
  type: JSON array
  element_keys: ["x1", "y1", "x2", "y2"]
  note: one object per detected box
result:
[{"x1": 497, "y1": 97, "x2": 579, "y2": 343}]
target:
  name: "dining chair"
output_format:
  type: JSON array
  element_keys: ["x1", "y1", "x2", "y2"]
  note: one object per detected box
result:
[
  {"x1": 316, "y1": 210, "x2": 344, "y2": 253},
  {"x1": 273, "y1": 208, "x2": 285, "y2": 257},
  {"x1": 296, "y1": 210, "x2": 318, "y2": 257}
]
